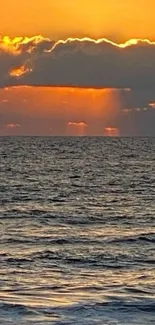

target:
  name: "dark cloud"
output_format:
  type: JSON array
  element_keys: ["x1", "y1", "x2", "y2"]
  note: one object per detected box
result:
[{"x1": 0, "y1": 37, "x2": 155, "y2": 91}]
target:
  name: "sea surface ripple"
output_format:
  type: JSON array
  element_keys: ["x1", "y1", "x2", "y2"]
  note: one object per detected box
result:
[{"x1": 0, "y1": 136, "x2": 155, "y2": 324}]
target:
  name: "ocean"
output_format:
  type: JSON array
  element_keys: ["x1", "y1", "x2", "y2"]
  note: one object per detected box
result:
[{"x1": 0, "y1": 136, "x2": 155, "y2": 325}]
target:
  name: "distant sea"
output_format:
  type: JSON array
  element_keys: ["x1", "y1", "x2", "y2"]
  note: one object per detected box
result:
[{"x1": 0, "y1": 136, "x2": 155, "y2": 325}]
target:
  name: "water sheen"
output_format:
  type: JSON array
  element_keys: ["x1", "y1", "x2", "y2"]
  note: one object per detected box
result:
[{"x1": 0, "y1": 136, "x2": 155, "y2": 325}]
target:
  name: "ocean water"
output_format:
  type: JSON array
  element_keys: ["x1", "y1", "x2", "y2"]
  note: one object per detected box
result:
[{"x1": 0, "y1": 136, "x2": 155, "y2": 325}]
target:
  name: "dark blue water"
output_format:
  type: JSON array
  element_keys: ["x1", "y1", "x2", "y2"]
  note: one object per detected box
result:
[{"x1": 0, "y1": 137, "x2": 155, "y2": 325}]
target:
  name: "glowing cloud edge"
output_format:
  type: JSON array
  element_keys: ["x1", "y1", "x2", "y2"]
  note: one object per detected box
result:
[
  {"x1": 1, "y1": 35, "x2": 155, "y2": 55},
  {"x1": 50, "y1": 37, "x2": 155, "y2": 52}
]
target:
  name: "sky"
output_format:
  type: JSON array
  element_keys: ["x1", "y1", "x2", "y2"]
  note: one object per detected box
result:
[{"x1": 0, "y1": 1, "x2": 155, "y2": 135}]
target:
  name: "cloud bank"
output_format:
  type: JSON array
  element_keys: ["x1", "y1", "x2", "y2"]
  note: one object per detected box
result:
[{"x1": 1, "y1": 35, "x2": 155, "y2": 90}]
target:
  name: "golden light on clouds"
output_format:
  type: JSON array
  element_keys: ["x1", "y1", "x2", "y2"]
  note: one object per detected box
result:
[
  {"x1": 1, "y1": 34, "x2": 155, "y2": 58},
  {"x1": 0, "y1": 35, "x2": 48, "y2": 54},
  {"x1": 67, "y1": 122, "x2": 88, "y2": 136},
  {"x1": 50, "y1": 37, "x2": 155, "y2": 53},
  {"x1": 104, "y1": 127, "x2": 120, "y2": 137},
  {"x1": 10, "y1": 66, "x2": 32, "y2": 78}
]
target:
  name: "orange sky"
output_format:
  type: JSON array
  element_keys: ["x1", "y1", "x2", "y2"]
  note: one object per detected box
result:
[
  {"x1": 1, "y1": 0, "x2": 155, "y2": 41},
  {"x1": 0, "y1": 87, "x2": 124, "y2": 135}
]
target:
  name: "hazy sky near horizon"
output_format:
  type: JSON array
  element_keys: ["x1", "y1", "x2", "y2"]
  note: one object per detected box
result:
[{"x1": 1, "y1": 1, "x2": 155, "y2": 135}]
